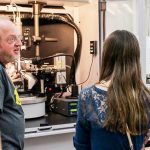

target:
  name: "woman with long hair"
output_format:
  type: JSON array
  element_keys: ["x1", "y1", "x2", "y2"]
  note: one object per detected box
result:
[{"x1": 73, "y1": 30, "x2": 150, "y2": 150}]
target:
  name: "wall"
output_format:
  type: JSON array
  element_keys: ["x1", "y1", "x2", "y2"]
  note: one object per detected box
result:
[
  {"x1": 75, "y1": 0, "x2": 145, "y2": 88},
  {"x1": 106, "y1": 0, "x2": 135, "y2": 37},
  {"x1": 73, "y1": 0, "x2": 147, "y2": 88},
  {"x1": 146, "y1": 0, "x2": 150, "y2": 79},
  {"x1": 75, "y1": 0, "x2": 100, "y2": 88},
  {"x1": 104, "y1": 0, "x2": 147, "y2": 83}
]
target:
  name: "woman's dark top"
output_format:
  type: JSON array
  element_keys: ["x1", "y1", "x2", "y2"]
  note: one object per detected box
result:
[{"x1": 73, "y1": 85, "x2": 148, "y2": 150}]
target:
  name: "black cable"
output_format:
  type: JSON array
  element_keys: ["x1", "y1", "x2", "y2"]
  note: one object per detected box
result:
[
  {"x1": 45, "y1": 14, "x2": 82, "y2": 84},
  {"x1": 30, "y1": 53, "x2": 76, "y2": 68},
  {"x1": 77, "y1": 55, "x2": 94, "y2": 85}
]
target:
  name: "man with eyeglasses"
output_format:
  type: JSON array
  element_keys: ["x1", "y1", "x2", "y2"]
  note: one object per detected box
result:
[{"x1": 0, "y1": 17, "x2": 24, "y2": 150}]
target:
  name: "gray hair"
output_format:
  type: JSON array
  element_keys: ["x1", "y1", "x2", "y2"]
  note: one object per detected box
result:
[{"x1": 0, "y1": 16, "x2": 15, "y2": 40}]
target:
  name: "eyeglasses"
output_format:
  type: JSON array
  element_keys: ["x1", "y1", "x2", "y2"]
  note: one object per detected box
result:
[{"x1": 6, "y1": 35, "x2": 23, "y2": 44}]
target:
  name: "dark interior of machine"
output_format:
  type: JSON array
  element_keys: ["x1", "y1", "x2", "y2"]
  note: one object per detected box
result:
[{"x1": 21, "y1": 18, "x2": 74, "y2": 84}]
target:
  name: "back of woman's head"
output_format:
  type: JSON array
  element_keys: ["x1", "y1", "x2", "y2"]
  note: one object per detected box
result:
[
  {"x1": 100, "y1": 30, "x2": 150, "y2": 135},
  {"x1": 100, "y1": 30, "x2": 141, "y2": 82}
]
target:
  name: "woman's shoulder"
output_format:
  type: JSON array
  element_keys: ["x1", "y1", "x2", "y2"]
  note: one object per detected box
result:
[
  {"x1": 80, "y1": 85, "x2": 93, "y2": 96},
  {"x1": 79, "y1": 85, "x2": 108, "y2": 126},
  {"x1": 79, "y1": 84, "x2": 108, "y2": 113},
  {"x1": 80, "y1": 84, "x2": 107, "y2": 98}
]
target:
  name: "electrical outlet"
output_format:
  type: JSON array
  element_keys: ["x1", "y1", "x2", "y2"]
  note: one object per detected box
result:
[{"x1": 90, "y1": 41, "x2": 97, "y2": 55}]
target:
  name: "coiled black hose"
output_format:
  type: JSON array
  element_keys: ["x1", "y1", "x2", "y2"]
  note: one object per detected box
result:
[
  {"x1": 42, "y1": 14, "x2": 82, "y2": 85},
  {"x1": 22, "y1": 13, "x2": 82, "y2": 85}
]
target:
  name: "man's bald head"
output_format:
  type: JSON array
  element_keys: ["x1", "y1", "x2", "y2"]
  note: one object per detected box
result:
[
  {"x1": 0, "y1": 16, "x2": 22, "y2": 64},
  {"x1": 0, "y1": 17, "x2": 17, "y2": 39}
]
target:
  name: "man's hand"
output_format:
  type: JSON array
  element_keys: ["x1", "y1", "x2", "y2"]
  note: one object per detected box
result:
[
  {"x1": 9, "y1": 71, "x2": 22, "y2": 83},
  {"x1": 5, "y1": 62, "x2": 22, "y2": 83}
]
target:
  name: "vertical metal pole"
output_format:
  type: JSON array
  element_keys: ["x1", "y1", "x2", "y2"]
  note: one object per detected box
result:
[
  {"x1": 98, "y1": 0, "x2": 102, "y2": 77},
  {"x1": 33, "y1": 3, "x2": 40, "y2": 57},
  {"x1": 98, "y1": 0, "x2": 106, "y2": 78},
  {"x1": 101, "y1": 1, "x2": 106, "y2": 41}
]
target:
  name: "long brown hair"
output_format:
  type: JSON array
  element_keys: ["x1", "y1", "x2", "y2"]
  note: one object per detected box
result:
[{"x1": 100, "y1": 30, "x2": 150, "y2": 135}]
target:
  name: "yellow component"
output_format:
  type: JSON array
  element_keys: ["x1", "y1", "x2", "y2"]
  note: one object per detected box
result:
[{"x1": 14, "y1": 89, "x2": 22, "y2": 105}]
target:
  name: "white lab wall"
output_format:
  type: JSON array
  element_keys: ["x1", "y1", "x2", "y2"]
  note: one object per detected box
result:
[
  {"x1": 75, "y1": 0, "x2": 141, "y2": 89},
  {"x1": 76, "y1": 0, "x2": 99, "y2": 88},
  {"x1": 106, "y1": 0, "x2": 135, "y2": 37},
  {"x1": 146, "y1": 0, "x2": 150, "y2": 77},
  {"x1": 105, "y1": 0, "x2": 146, "y2": 83},
  {"x1": 75, "y1": 0, "x2": 147, "y2": 88},
  {"x1": 146, "y1": 37, "x2": 150, "y2": 75},
  {"x1": 106, "y1": 1, "x2": 133, "y2": 36}
]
